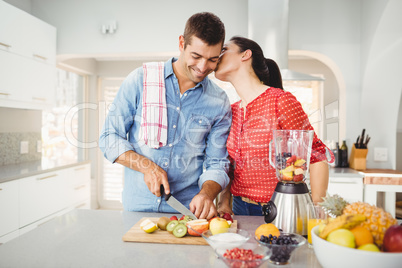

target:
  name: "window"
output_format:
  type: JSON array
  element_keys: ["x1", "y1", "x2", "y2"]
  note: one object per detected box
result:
[
  {"x1": 98, "y1": 77, "x2": 125, "y2": 209},
  {"x1": 42, "y1": 69, "x2": 86, "y2": 165}
]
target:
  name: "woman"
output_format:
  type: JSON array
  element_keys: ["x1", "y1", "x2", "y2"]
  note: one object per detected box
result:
[{"x1": 215, "y1": 36, "x2": 333, "y2": 216}]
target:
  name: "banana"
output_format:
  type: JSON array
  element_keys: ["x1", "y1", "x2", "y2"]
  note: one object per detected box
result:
[{"x1": 319, "y1": 214, "x2": 366, "y2": 239}]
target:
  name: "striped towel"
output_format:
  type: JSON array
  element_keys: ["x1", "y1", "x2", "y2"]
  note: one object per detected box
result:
[{"x1": 141, "y1": 62, "x2": 168, "y2": 149}]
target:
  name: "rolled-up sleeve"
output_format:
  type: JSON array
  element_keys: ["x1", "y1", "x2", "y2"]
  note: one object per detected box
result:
[
  {"x1": 99, "y1": 70, "x2": 141, "y2": 163},
  {"x1": 198, "y1": 97, "x2": 232, "y2": 190}
]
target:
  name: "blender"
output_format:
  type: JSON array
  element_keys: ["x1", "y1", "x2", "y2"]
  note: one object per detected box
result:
[{"x1": 262, "y1": 129, "x2": 314, "y2": 237}]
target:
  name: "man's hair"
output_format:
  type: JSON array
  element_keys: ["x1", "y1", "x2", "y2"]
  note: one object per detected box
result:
[{"x1": 183, "y1": 12, "x2": 225, "y2": 48}]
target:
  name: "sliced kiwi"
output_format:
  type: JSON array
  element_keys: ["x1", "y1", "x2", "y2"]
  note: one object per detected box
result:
[
  {"x1": 157, "y1": 217, "x2": 170, "y2": 231},
  {"x1": 173, "y1": 223, "x2": 187, "y2": 238},
  {"x1": 166, "y1": 220, "x2": 179, "y2": 233}
]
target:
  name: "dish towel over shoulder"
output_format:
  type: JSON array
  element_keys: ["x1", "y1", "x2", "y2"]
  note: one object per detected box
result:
[{"x1": 141, "y1": 62, "x2": 168, "y2": 149}]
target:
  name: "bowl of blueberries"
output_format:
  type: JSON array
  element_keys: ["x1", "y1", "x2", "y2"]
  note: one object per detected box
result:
[{"x1": 256, "y1": 233, "x2": 306, "y2": 265}]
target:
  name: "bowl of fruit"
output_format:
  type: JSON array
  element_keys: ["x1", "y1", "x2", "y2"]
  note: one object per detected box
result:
[
  {"x1": 312, "y1": 224, "x2": 402, "y2": 268},
  {"x1": 312, "y1": 194, "x2": 402, "y2": 268},
  {"x1": 215, "y1": 244, "x2": 271, "y2": 268},
  {"x1": 256, "y1": 232, "x2": 306, "y2": 265}
]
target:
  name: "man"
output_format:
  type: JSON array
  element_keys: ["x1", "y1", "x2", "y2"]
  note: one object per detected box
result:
[{"x1": 99, "y1": 12, "x2": 231, "y2": 219}]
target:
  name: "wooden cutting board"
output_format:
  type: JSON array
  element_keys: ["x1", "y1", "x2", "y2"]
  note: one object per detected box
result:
[{"x1": 122, "y1": 217, "x2": 237, "y2": 245}]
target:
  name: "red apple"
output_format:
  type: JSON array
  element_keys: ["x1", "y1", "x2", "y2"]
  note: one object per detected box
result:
[
  {"x1": 222, "y1": 213, "x2": 233, "y2": 222},
  {"x1": 383, "y1": 224, "x2": 402, "y2": 252},
  {"x1": 186, "y1": 219, "x2": 209, "y2": 236}
]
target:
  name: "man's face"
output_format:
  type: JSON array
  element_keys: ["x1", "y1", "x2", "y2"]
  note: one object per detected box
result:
[{"x1": 179, "y1": 36, "x2": 222, "y2": 84}]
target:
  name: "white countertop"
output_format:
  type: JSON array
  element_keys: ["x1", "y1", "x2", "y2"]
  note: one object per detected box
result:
[
  {"x1": 0, "y1": 209, "x2": 323, "y2": 268},
  {"x1": 0, "y1": 159, "x2": 91, "y2": 183}
]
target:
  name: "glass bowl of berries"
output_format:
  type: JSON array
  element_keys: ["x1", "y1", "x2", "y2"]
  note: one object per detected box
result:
[
  {"x1": 215, "y1": 243, "x2": 271, "y2": 268},
  {"x1": 256, "y1": 233, "x2": 306, "y2": 265}
]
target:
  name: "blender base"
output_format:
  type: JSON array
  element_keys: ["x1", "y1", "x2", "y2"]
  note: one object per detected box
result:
[{"x1": 263, "y1": 182, "x2": 314, "y2": 236}]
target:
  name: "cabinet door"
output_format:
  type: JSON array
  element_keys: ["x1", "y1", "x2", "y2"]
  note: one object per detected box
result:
[
  {"x1": 0, "y1": 180, "x2": 19, "y2": 237},
  {"x1": 327, "y1": 177, "x2": 363, "y2": 203},
  {"x1": 70, "y1": 164, "x2": 91, "y2": 208},
  {"x1": 0, "y1": 1, "x2": 27, "y2": 56},
  {"x1": 19, "y1": 171, "x2": 69, "y2": 227},
  {"x1": 0, "y1": 49, "x2": 25, "y2": 102},
  {"x1": 0, "y1": 1, "x2": 56, "y2": 63}
]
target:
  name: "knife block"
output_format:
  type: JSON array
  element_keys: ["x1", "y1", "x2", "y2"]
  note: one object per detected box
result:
[{"x1": 349, "y1": 144, "x2": 368, "y2": 170}]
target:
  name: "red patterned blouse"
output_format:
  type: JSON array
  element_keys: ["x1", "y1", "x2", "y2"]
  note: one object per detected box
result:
[{"x1": 227, "y1": 87, "x2": 333, "y2": 203}]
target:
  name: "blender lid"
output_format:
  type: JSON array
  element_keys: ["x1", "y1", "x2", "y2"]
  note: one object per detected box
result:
[{"x1": 274, "y1": 182, "x2": 309, "y2": 194}]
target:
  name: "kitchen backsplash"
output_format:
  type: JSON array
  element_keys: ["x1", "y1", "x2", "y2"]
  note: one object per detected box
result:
[{"x1": 0, "y1": 132, "x2": 42, "y2": 166}]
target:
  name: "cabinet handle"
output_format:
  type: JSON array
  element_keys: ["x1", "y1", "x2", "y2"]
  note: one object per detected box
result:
[
  {"x1": 37, "y1": 174, "x2": 57, "y2": 180},
  {"x1": 74, "y1": 185, "x2": 87, "y2": 190},
  {"x1": 75, "y1": 167, "x2": 86, "y2": 171},
  {"x1": 0, "y1": 188, "x2": 2, "y2": 191},
  {"x1": 32, "y1": 97, "x2": 47, "y2": 102},
  {"x1": 0, "y1": 92, "x2": 10, "y2": 96},
  {"x1": 0, "y1": 42, "x2": 12, "y2": 48},
  {"x1": 33, "y1": 54, "x2": 47, "y2": 61}
]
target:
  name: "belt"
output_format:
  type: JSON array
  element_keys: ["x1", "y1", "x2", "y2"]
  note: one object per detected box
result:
[{"x1": 241, "y1": 196, "x2": 267, "y2": 206}]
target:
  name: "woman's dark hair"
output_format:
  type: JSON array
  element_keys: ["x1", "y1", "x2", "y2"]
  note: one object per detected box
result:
[
  {"x1": 183, "y1": 12, "x2": 225, "y2": 48},
  {"x1": 229, "y1": 36, "x2": 283, "y2": 90}
]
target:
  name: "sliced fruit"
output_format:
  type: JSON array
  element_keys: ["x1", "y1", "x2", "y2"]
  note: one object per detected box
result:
[
  {"x1": 294, "y1": 158, "x2": 306, "y2": 166},
  {"x1": 140, "y1": 219, "x2": 154, "y2": 228},
  {"x1": 281, "y1": 171, "x2": 294, "y2": 181},
  {"x1": 173, "y1": 223, "x2": 187, "y2": 238},
  {"x1": 157, "y1": 217, "x2": 170, "y2": 231},
  {"x1": 294, "y1": 168, "x2": 304, "y2": 175},
  {"x1": 166, "y1": 220, "x2": 179, "y2": 233},
  {"x1": 170, "y1": 215, "x2": 178, "y2": 221},
  {"x1": 186, "y1": 219, "x2": 209, "y2": 236},
  {"x1": 141, "y1": 221, "x2": 158, "y2": 233},
  {"x1": 293, "y1": 174, "x2": 304, "y2": 182},
  {"x1": 286, "y1": 155, "x2": 297, "y2": 164},
  {"x1": 281, "y1": 165, "x2": 295, "y2": 173}
]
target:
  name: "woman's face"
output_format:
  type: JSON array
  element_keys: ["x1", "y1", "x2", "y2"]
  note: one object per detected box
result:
[{"x1": 214, "y1": 41, "x2": 242, "y2": 82}]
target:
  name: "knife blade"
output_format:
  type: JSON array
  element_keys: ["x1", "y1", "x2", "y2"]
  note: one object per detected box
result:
[{"x1": 160, "y1": 185, "x2": 197, "y2": 220}]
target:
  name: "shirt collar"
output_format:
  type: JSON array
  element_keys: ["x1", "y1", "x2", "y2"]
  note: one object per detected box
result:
[{"x1": 165, "y1": 57, "x2": 207, "y2": 92}]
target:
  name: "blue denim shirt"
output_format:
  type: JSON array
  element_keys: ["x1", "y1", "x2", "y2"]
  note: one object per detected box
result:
[{"x1": 99, "y1": 58, "x2": 232, "y2": 212}]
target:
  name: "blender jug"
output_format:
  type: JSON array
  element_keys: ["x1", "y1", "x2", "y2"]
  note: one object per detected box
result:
[
  {"x1": 263, "y1": 129, "x2": 315, "y2": 236},
  {"x1": 269, "y1": 129, "x2": 314, "y2": 182}
]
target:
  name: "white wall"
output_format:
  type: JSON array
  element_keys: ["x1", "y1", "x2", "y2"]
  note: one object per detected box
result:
[
  {"x1": 288, "y1": 0, "x2": 361, "y2": 152},
  {"x1": 5, "y1": 0, "x2": 402, "y2": 169},
  {"x1": 360, "y1": 0, "x2": 402, "y2": 169},
  {"x1": 29, "y1": 0, "x2": 248, "y2": 58}
]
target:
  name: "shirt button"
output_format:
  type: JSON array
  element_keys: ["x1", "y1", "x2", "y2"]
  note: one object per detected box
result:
[
  {"x1": 164, "y1": 162, "x2": 168, "y2": 166},
  {"x1": 199, "y1": 120, "x2": 202, "y2": 124},
  {"x1": 169, "y1": 143, "x2": 172, "y2": 147},
  {"x1": 176, "y1": 107, "x2": 180, "y2": 111},
  {"x1": 173, "y1": 125, "x2": 176, "y2": 128},
  {"x1": 184, "y1": 93, "x2": 187, "y2": 96},
  {"x1": 157, "y1": 199, "x2": 161, "y2": 203}
]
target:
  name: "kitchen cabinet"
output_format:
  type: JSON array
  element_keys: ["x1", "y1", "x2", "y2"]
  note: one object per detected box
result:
[
  {"x1": 0, "y1": 1, "x2": 56, "y2": 110},
  {"x1": 68, "y1": 164, "x2": 91, "y2": 209},
  {"x1": 0, "y1": 180, "x2": 19, "y2": 243},
  {"x1": 327, "y1": 169, "x2": 364, "y2": 203},
  {"x1": 19, "y1": 170, "x2": 69, "y2": 228},
  {"x1": 0, "y1": 162, "x2": 91, "y2": 243}
]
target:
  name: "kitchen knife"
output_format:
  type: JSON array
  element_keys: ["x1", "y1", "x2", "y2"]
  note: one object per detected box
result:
[
  {"x1": 160, "y1": 185, "x2": 197, "y2": 220},
  {"x1": 359, "y1": 129, "x2": 366, "y2": 148}
]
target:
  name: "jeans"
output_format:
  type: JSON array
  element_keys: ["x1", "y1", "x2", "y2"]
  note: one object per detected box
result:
[{"x1": 232, "y1": 196, "x2": 265, "y2": 216}]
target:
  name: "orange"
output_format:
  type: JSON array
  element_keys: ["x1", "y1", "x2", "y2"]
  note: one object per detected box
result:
[
  {"x1": 350, "y1": 226, "x2": 373, "y2": 247},
  {"x1": 255, "y1": 223, "x2": 281, "y2": 240}
]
